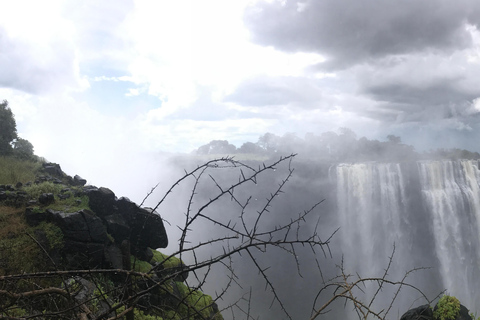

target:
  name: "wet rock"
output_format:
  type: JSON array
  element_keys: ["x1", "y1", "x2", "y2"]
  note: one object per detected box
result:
[
  {"x1": 104, "y1": 244, "x2": 124, "y2": 269},
  {"x1": 39, "y1": 193, "x2": 55, "y2": 205},
  {"x1": 52, "y1": 209, "x2": 109, "y2": 243},
  {"x1": 400, "y1": 305, "x2": 433, "y2": 320},
  {"x1": 129, "y1": 207, "x2": 168, "y2": 249},
  {"x1": 86, "y1": 187, "x2": 116, "y2": 217},
  {"x1": 42, "y1": 163, "x2": 63, "y2": 177},
  {"x1": 25, "y1": 207, "x2": 49, "y2": 226},
  {"x1": 73, "y1": 175, "x2": 87, "y2": 186},
  {"x1": 104, "y1": 214, "x2": 131, "y2": 243}
]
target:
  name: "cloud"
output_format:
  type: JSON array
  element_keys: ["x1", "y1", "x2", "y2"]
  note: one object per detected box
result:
[
  {"x1": 0, "y1": 26, "x2": 83, "y2": 94},
  {"x1": 353, "y1": 52, "x2": 480, "y2": 125},
  {"x1": 225, "y1": 75, "x2": 325, "y2": 108},
  {"x1": 244, "y1": 0, "x2": 480, "y2": 70},
  {"x1": 0, "y1": 1, "x2": 90, "y2": 94}
]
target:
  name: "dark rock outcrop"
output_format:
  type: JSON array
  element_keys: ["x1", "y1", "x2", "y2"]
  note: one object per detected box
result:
[
  {"x1": 401, "y1": 303, "x2": 472, "y2": 320},
  {"x1": 128, "y1": 207, "x2": 168, "y2": 249},
  {"x1": 73, "y1": 174, "x2": 87, "y2": 186},
  {"x1": 400, "y1": 304, "x2": 433, "y2": 320},
  {"x1": 86, "y1": 187, "x2": 116, "y2": 217},
  {"x1": 52, "y1": 209, "x2": 109, "y2": 243},
  {"x1": 39, "y1": 193, "x2": 55, "y2": 205}
]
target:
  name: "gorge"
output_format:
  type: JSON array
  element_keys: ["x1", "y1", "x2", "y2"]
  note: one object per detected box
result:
[{"x1": 177, "y1": 156, "x2": 480, "y2": 319}]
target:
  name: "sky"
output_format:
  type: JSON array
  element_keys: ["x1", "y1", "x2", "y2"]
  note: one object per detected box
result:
[{"x1": 2, "y1": 0, "x2": 480, "y2": 199}]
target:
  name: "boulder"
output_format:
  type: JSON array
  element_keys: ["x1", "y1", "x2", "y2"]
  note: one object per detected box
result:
[
  {"x1": 129, "y1": 207, "x2": 168, "y2": 249},
  {"x1": 132, "y1": 246, "x2": 154, "y2": 262},
  {"x1": 52, "y1": 209, "x2": 109, "y2": 243},
  {"x1": 73, "y1": 175, "x2": 87, "y2": 186},
  {"x1": 104, "y1": 244, "x2": 124, "y2": 269},
  {"x1": 104, "y1": 214, "x2": 131, "y2": 242},
  {"x1": 116, "y1": 197, "x2": 138, "y2": 220},
  {"x1": 400, "y1": 305, "x2": 433, "y2": 320},
  {"x1": 25, "y1": 207, "x2": 50, "y2": 226},
  {"x1": 42, "y1": 163, "x2": 63, "y2": 177},
  {"x1": 39, "y1": 193, "x2": 55, "y2": 205},
  {"x1": 86, "y1": 187, "x2": 116, "y2": 217},
  {"x1": 62, "y1": 240, "x2": 106, "y2": 269},
  {"x1": 402, "y1": 303, "x2": 472, "y2": 320}
]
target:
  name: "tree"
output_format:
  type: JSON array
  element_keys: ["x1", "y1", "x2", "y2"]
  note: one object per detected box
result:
[
  {"x1": 0, "y1": 100, "x2": 17, "y2": 155},
  {"x1": 257, "y1": 132, "x2": 280, "y2": 153},
  {"x1": 196, "y1": 140, "x2": 237, "y2": 155},
  {"x1": 12, "y1": 138, "x2": 34, "y2": 160},
  {"x1": 237, "y1": 141, "x2": 263, "y2": 154}
]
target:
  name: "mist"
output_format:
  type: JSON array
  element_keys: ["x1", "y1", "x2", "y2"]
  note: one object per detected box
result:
[
  {"x1": 49, "y1": 129, "x2": 462, "y2": 319},
  {"x1": 3, "y1": 1, "x2": 480, "y2": 318}
]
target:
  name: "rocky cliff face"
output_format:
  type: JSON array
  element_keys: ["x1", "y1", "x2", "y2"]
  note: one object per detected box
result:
[{"x1": 0, "y1": 161, "x2": 223, "y2": 319}]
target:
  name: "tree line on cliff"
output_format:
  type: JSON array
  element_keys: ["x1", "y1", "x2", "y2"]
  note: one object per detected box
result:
[
  {"x1": 0, "y1": 100, "x2": 35, "y2": 160},
  {"x1": 195, "y1": 129, "x2": 480, "y2": 162}
]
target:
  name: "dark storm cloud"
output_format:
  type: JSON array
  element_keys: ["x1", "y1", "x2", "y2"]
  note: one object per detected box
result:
[
  {"x1": 355, "y1": 53, "x2": 480, "y2": 125},
  {"x1": 225, "y1": 75, "x2": 324, "y2": 108},
  {"x1": 244, "y1": 0, "x2": 480, "y2": 70},
  {"x1": 0, "y1": 27, "x2": 78, "y2": 94},
  {"x1": 244, "y1": 0, "x2": 480, "y2": 132}
]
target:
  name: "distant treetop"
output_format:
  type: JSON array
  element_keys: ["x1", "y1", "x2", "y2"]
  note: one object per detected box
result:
[{"x1": 194, "y1": 129, "x2": 479, "y2": 162}]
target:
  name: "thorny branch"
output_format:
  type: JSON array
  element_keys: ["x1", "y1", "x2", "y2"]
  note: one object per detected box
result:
[{"x1": 0, "y1": 154, "x2": 433, "y2": 319}]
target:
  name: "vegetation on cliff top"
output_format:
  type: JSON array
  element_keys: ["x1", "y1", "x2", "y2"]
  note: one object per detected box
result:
[{"x1": 2, "y1": 100, "x2": 479, "y2": 319}]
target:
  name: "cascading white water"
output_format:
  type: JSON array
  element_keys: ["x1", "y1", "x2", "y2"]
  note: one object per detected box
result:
[
  {"x1": 418, "y1": 160, "x2": 480, "y2": 309},
  {"x1": 335, "y1": 160, "x2": 480, "y2": 315},
  {"x1": 336, "y1": 162, "x2": 408, "y2": 275}
]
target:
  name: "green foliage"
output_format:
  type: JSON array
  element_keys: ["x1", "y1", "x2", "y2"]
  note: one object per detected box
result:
[
  {"x1": 0, "y1": 100, "x2": 17, "y2": 155},
  {"x1": 0, "y1": 305, "x2": 27, "y2": 317},
  {"x1": 38, "y1": 221, "x2": 64, "y2": 250},
  {"x1": 151, "y1": 250, "x2": 183, "y2": 269},
  {"x1": 23, "y1": 182, "x2": 90, "y2": 213},
  {"x1": 46, "y1": 194, "x2": 90, "y2": 213},
  {"x1": 434, "y1": 295, "x2": 461, "y2": 320},
  {"x1": 130, "y1": 255, "x2": 153, "y2": 273},
  {"x1": 173, "y1": 281, "x2": 222, "y2": 320},
  {"x1": 117, "y1": 306, "x2": 166, "y2": 319},
  {"x1": 0, "y1": 206, "x2": 63, "y2": 275},
  {"x1": 12, "y1": 138, "x2": 34, "y2": 160},
  {"x1": 0, "y1": 156, "x2": 42, "y2": 184},
  {"x1": 23, "y1": 181, "x2": 64, "y2": 199}
]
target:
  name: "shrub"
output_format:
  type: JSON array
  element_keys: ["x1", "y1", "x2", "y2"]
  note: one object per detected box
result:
[{"x1": 434, "y1": 295, "x2": 461, "y2": 320}]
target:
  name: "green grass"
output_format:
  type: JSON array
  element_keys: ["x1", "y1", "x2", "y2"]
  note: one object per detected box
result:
[
  {"x1": 0, "y1": 156, "x2": 42, "y2": 185},
  {"x1": 23, "y1": 182, "x2": 90, "y2": 213},
  {"x1": 0, "y1": 206, "x2": 63, "y2": 275},
  {"x1": 23, "y1": 181, "x2": 64, "y2": 199}
]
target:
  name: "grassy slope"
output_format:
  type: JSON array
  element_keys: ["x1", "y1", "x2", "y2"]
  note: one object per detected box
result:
[{"x1": 0, "y1": 155, "x2": 223, "y2": 319}]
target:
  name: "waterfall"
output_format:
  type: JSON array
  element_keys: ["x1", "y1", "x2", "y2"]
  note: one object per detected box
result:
[
  {"x1": 334, "y1": 160, "x2": 480, "y2": 315},
  {"x1": 336, "y1": 162, "x2": 408, "y2": 275},
  {"x1": 418, "y1": 160, "x2": 480, "y2": 308}
]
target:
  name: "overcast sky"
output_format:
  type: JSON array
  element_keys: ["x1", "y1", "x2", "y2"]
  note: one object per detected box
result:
[{"x1": 2, "y1": 0, "x2": 480, "y2": 199}]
